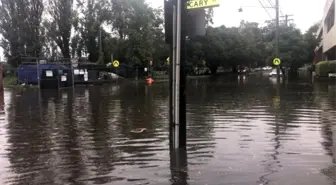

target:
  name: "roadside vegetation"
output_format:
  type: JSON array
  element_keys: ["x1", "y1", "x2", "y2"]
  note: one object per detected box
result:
[{"x1": 0, "y1": 0, "x2": 319, "y2": 75}]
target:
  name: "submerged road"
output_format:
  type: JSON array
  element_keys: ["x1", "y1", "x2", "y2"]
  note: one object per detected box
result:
[{"x1": 0, "y1": 73, "x2": 335, "y2": 185}]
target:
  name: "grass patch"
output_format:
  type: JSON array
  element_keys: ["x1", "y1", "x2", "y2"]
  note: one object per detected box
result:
[{"x1": 3, "y1": 75, "x2": 17, "y2": 87}]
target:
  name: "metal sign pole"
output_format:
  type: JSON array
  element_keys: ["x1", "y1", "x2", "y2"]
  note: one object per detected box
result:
[
  {"x1": 174, "y1": 0, "x2": 182, "y2": 149},
  {"x1": 172, "y1": 4, "x2": 177, "y2": 148},
  {"x1": 36, "y1": 58, "x2": 40, "y2": 89},
  {"x1": 275, "y1": 0, "x2": 281, "y2": 83}
]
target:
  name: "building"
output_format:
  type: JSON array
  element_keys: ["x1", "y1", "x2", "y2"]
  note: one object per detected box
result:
[{"x1": 315, "y1": 0, "x2": 336, "y2": 62}]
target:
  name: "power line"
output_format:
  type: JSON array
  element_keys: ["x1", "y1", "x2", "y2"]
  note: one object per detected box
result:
[
  {"x1": 266, "y1": 0, "x2": 274, "y2": 7},
  {"x1": 266, "y1": 0, "x2": 284, "y2": 16},
  {"x1": 278, "y1": 6, "x2": 284, "y2": 16},
  {"x1": 257, "y1": 0, "x2": 273, "y2": 19},
  {"x1": 280, "y1": 14, "x2": 294, "y2": 26}
]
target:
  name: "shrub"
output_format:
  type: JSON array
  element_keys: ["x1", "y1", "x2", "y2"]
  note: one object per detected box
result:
[
  {"x1": 328, "y1": 60, "x2": 336, "y2": 73},
  {"x1": 316, "y1": 61, "x2": 331, "y2": 77}
]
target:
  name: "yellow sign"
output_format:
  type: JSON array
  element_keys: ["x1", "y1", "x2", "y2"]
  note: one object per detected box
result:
[
  {"x1": 186, "y1": 0, "x2": 221, "y2": 9},
  {"x1": 273, "y1": 96, "x2": 280, "y2": 108},
  {"x1": 273, "y1": 58, "x2": 281, "y2": 66},
  {"x1": 166, "y1": 57, "x2": 170, "y2": 64},
  {"x1": 113, "y1": 60, "x2": 120, "y2": 68}
]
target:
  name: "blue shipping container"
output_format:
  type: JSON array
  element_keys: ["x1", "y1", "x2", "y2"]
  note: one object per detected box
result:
[{"x1": 17, "y1": 64, "x2": 71, "y2": 84}]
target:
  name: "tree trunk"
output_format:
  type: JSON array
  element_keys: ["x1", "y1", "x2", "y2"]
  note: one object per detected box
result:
[{"x1": 209, "y1": 66, "x2": 218, "y2": 74}]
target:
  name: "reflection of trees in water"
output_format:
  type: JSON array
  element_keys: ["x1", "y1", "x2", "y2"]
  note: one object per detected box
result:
[
  {"x1": 6, "y1": 89, "x2": 53, "y2": 185},
  {"x1": 5, "y1": 88, "x2": 123, "y2": 185},
  {"x1": 86, "y1": 86, "x2": 121, "y2": 183},
  {"x1": 3, "y1": 84, "x2": 178, "y2": 184},
  {"x1": 170, "y1": 148, "x2": 188, "y2": 185},
  {"x1": 188, "y1": 77, "x2": 309, "y2": 126},
  {"x1": 39, "y1": 89, "x2": 89, "y2": 184},
  {"x1": 258, "y1": 83, "x2": 321, "y2": 183},
  {"x1": 49, "y1": 89, "x2": 88, "y2": 185},
  {"x1": 186, "y1": 81, "x2": 216, "y2": 164},
  {"x1": 6, "y1": 89, "x2": 81, "y2": 185},
  {"x1": 321, "y1": 123, "x2": 334, "y2": 157},
  {"x1": 258, "y1": 135, "x2": 281, "y2": 185},
  {"x1": 313, "y1": 81, "x2": 336, "y2": 180},
  {"x1": 313, "y1": 81, "x2": 335, "y2": 159},
  {"x1": 320, "y1": 119, "x2": 336, "y2": 182},
  {"x1": 105, "y1": 83, "x2": 169, "y2": 167},
  {"x1": 188, "y1": 76, "x2": 335, "y2": 184}
]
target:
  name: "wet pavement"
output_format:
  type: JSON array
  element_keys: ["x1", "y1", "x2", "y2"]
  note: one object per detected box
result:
[{"x1": 0, "y1": 73, "x2": 335, "y2": 185}]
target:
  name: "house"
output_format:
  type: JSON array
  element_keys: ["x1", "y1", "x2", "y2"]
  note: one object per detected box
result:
[{"x1": 315, "y1": 0, "x2": 336, "y2": 62}]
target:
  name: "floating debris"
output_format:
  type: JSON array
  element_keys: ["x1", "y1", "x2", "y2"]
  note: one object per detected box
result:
[{"x1": 130, "y1": 128, "x2": 147, "y2": 133}]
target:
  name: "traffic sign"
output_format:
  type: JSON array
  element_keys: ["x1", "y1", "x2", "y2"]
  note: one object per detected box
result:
[
  {"x1": 273, "y1": 58, "x2": 281, "y2": 66},
  {"x1": 113, "y1": 60, "x2": 120, "y2": 68},
  {"x1": 186, "y1": 0, "x2": 221, "y2": 10},
  {"x1": 166, "y1": 57, "x2": 170, "y2": 64}
]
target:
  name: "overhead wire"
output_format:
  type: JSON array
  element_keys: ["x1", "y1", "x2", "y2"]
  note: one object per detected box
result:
[
  {"x1": 257, "y1": 0, "x2": 273, "y2": 19},
  {"x1": 266, "y1": 0, "x2": 284, "y2": 16}
]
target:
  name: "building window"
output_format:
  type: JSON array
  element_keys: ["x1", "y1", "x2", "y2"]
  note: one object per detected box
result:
[{"x1": 325, "y1": 0, "x2": 335, "y2": 33}]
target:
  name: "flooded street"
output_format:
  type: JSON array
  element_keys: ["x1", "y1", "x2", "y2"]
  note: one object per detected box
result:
[{"x1": 0, "y1": 73, "x2": 335, "y2": 185}]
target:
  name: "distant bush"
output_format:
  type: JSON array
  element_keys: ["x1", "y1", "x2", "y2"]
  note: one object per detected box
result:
[
  {"x1": 315, "y1": 61, "x2": 328, "y2": 77},
  {"x1": 328, "y1": 60, "x2": 336, "y2": 73},
  {"x1": 298, "y1": 65, "x2": 310, "y2": 77}
]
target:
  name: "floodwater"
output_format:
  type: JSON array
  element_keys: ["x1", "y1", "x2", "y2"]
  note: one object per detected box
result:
[{"x1": 0, "y1": 73, "x2": 335, "y2": 185}]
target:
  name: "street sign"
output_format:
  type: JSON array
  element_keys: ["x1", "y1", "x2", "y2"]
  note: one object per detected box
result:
[
  {"x1": 166, "y1": 57, "x2": 170, "y2": 64},
  {"x1": 187, "y1": 9, "x2": 206, "y2": 36},
  {"x1": 186, "y1": 0, "x2": 221, "y2": 10},
  {"x1": 113, "y1": 60, "x2": 120, "y2": 68},
  {"x1": 273, "y1": 58, "x2": 281, "y2": 66}
]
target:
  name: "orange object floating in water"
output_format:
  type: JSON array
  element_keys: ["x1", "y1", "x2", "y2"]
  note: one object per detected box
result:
[{"x1": 146, "y1": 77, "x2": 154, "y2": 85}]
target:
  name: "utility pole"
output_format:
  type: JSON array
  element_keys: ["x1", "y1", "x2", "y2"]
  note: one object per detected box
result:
[
  {"x1": 165, "y1": 0, "x2": 214, "y2": 149},
  {"x1": 174, "y1": 0, "x2": 187, "y2": 149},
  {"x1": 281, "y1": 14, "x2": 293, "y2": 27},
  {"x1": 275, "y1": 0, "x2": 280, "y2": 83},
  {"x1": 167, "y1": 0, "x2": 187, "y2": 149},
  {"x1": 98, "y1": 27, "x2": 104, "y2": 64},
  {"x1": 99, "y1": 28, "x2": 102, "y2": 54}
]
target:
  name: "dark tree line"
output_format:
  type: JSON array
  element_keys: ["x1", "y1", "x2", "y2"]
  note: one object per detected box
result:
[{"x1": 186, "y1": 21, "x2": 320, "y2": 74}]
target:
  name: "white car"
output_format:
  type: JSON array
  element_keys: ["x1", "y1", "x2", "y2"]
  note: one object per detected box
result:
[
  {"x1": 269, "y1": 69, "x2": 283, "y2": 77},
  {"x1": 238, "y1": 68, "x2": 248, "y2": 73},
  {"x1": 263, "y1": 66, "x2": 273, "y2": 71}
]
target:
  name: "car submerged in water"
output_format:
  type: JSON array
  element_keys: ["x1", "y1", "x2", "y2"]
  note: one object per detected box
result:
[
  {"x1": 269, "y1": 68, "x2": 283, "y2": 77},
  {"x1": 238, "y1": 67, "x2": 249, "y2": 74}
]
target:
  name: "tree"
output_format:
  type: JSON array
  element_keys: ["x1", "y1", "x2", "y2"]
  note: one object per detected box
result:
[
  {"x1": 44, "y1": 0, "x2": 75, "y2": 58},
  {"x1": 304, "y1": 23, "x2": 320, "y2": 63},
  {"x1": 108, "y1": 0, "x2": 166, "y2": 66},
  {"x1": 75, "y1": 0, "x2": 110, "y2": 63},
  {"x1": 0, "y1": 0, "x2": 44, "y2": 66},
  {"x1": 0, "y1": 0, "x2": 319, "y2": 73},
  {"x1": 0, "y1": 0, "x2": 22, "y2": 65}
]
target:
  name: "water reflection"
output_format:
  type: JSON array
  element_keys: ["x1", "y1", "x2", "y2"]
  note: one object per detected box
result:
[
  {"x1": 0, "y1": 74, "x2": 335, "y2": 185},
  {"x1": 170, "y1": 149, "x2": 188, "y2": 185}
]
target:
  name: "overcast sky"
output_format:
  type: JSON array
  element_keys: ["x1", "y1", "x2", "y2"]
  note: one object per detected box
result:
[{"x1": 148, "y1": 0, "x2": 326, "y2": 32}]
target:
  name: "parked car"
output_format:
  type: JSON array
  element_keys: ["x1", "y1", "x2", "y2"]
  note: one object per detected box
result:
[
  {"x1": 238, "y1": 67, "x2": 249, "y2": 74},
  {"x1": 269, "y1": 69, "x2": 283, "y2": 77},
  {"x1": 262, "y1": 66, "x2": 273, "y2": 71}
]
